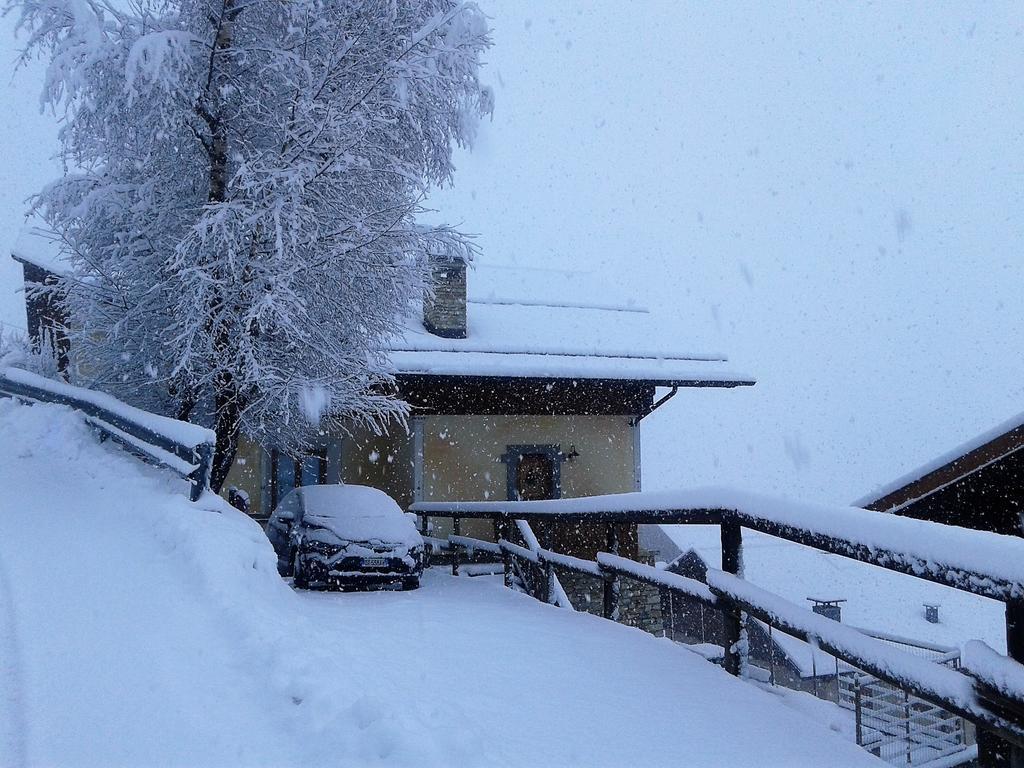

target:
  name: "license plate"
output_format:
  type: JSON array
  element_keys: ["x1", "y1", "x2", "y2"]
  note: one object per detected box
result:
[{"x1": 362, "y1": 557, "x2": 387, "y2": 568}]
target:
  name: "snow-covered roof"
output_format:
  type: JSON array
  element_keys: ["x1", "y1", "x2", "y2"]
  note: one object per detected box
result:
[
  {"x1": 390, "y1": 303, "x2": 752, "y2": 384},
  {"x1": 852, "y1": 410, "x2": 1024, "y2": 511},
  {"x1": 7, "y1": 234, "x2": 753, "y2": 386},
  {"x1": 10, "y1": 226, "x2": 69, "y2": 275},
  {"x1": 654, "y1": 524, "x2": 1006, "y2": 655},
  {"x1": 752, "y1": 616, "x2": 853, "y2": 679},
  {"x1": 388, "y1": 263, "x2": 755, "y2": 386}
]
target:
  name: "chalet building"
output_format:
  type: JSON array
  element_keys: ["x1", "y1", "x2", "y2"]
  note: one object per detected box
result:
[
  {"x1": 10, "y1": 228, "x2": 70, "y2": 374},
  {"x1": 225, "y1": 257, "x2": 752, "y2": 559},
  {"x1": 10, "y1": 228, "x2": 755, "y2": 618},
  {"x1": 854, "y1": 413, "x2": 1024, "y2": 536}
]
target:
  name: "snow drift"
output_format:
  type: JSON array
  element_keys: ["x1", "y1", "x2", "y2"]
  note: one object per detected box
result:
[{"x1": 0, "y1": 399, "x2": 881, "y2": 767}]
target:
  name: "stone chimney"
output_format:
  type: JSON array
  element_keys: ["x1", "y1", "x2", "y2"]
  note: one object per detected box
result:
[
  {"x1": 807, "y1": 597, "x2": 845, "y2": 622},
  {"x1": 423, "y1": 254, "x2": 467, "y2": 339}
]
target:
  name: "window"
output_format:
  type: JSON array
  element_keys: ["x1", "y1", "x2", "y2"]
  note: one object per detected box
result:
[
  {"x1": 500, "y1": 444, "x2": 565, "y2": 501},
  {"x1": 269, "y1": 449, "x2": 327, "y2": 509}
]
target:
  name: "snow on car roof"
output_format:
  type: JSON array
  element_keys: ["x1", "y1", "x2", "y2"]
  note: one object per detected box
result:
[{"x1": 300, "y1": 484, "x2": 403, "y2": 518}]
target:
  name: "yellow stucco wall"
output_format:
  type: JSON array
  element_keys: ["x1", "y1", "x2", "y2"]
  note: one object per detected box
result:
[
  {"x1": 222, "y1": 436, "x2": 265, "y2": 517},
  {"x1": 221, "y1": 414, "x2": 638, "y2": 553},
  {"x1": 340, "y1": 423, "x2": 414, "y2": 509},
  {"x1": 221, "y1": 422, "x2": 415, "y2": 521},
  {"x1": 421, "y1": 414, "x2": 637, "y2": 544}
]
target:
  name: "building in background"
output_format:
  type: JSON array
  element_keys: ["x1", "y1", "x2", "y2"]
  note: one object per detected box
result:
[
  {"x1": 10, "y1": 228, "x2": 69, "y2": 374},
  {"x1": 854, "y1": 415, "x2": 1024, "y2": 536}
]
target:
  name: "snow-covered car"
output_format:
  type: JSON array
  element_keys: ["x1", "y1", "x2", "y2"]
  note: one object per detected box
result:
[{"x1": 265, "y1": 484, "x2": 425, "y2": 590}]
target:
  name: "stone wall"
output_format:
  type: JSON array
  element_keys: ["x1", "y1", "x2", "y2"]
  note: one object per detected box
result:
[{"x1": 553, "y1": 553, "x2": 664, "y2": 637}]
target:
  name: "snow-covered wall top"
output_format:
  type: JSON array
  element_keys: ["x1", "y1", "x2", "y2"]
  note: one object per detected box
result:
[
  {"x1": 0, "y1": 366, "x2": 215, "y2": 449},
  {"x1": 10, "y1": 226, "x2": 69, "y2": 275}
]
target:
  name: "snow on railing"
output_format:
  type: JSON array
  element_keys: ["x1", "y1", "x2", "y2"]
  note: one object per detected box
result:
[
  {"x1": 964, "y1": 641, "x2": 1024, "y2": 721},
  {"x1": 0, "y1": 367, "x2": 215, "y2": 501},
  {"x1": 540, "y1": 548, "x2": 602, "y2": 579},
  {"x1": 415, "y1": 488, "x2": 1024, "y2": 601},
  {"x1": 497, "y1": 539, "x2": 538, "y2": 564},
  {"x1": 449, "y1": 534, "x2": 502, "y2": 556},
  {"x1": 512, "y1": 518, "x2": 577, "y2": 614},
  {"x1": 597, "y1": 552, "x2": 717, "y2": 604},
  {"x1": 441, "y1": 525, "x2": 574, "y2": 608},
  {"x1": 705, "y1": 570, "x2": 1021, "y2": 738},
  {"x1": 415, "y1": 491, "x2": 1024, "y2": 759}
]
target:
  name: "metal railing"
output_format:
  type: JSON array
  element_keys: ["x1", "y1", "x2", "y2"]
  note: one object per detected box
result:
[
  {"x1": 841, "y1": 665, "x2": 968, "y2": 765},
  {"x1": 412, "y1": 497, "x2": 1024, "y2": 766},
  {"x1": 0, "y1": 367, "x2": 215, "y2": 501}
]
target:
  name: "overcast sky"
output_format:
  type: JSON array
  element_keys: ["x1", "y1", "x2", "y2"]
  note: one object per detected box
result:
[{"x1": 2, "y1": 3, "x2": 1022, "y2": 505}]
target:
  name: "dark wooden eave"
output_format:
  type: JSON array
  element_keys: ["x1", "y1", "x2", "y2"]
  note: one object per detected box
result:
[
  {"x1": 863, "y1": 422, "x2": 1024, "y2": 514},
  {"x1": 860, "y1": 420, "x2": 1024, "y2": 536},
  {"x1": 396, "y1": 374, "x2": 656, "y2": 416},
  {"x1": 396, "y1": 372, "x2": 753, "y2": 416}
]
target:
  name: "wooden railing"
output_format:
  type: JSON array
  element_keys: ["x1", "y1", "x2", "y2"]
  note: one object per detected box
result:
[
  {"x1": 0, "y1": 367, "x2": 215, "y2": 501},
  {"x1": 412, "y1": 493, "x2": 1024, "y2": 765}
]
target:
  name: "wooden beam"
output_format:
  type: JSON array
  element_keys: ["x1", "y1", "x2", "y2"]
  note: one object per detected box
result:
[
  {"x1": 603, "y1": 524, "x2": 620, "y2": 621},
  {"x1": 721, "y1": 519, "x2": 745, "y2": 677},
  {"x1": 731, "y1": 512, "x2": 1023, "y2": 603}
]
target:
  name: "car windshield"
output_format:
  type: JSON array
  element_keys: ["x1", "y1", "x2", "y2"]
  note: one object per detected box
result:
[{"x1": 299, "y1": 485, "x2": 421, "y2": 547}]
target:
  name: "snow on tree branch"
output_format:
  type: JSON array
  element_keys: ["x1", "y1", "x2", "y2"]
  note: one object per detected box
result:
[{"x1": 7, "y1": 0, "x2": 491, "y2": 490}]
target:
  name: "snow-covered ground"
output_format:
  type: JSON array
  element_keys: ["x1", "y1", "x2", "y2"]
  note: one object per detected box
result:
[{"x1": 0, "y1": 399, "x2": 883, "y2": 767}]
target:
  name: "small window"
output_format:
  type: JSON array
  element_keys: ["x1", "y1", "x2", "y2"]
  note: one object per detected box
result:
[
  {"x1": 270, "y1": 449, "x2": 327, "y2": 509},
  {"x1": 500, "y1": 444, "x2": 565, "y2": 501},
  {"x1": 300, "y1": 455, "x2": 323, "y2": 487},
  {"x1": 516, "y1": 453, "x2": 556, "y2": 500}
]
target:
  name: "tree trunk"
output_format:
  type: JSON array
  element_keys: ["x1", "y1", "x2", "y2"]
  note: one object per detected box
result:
[
  {"x1": 209, "y1": 368, "x2": 241, "y2": 493},
  {"x1": 202, "y1": 0, "x2": 238, "y2": 495}
]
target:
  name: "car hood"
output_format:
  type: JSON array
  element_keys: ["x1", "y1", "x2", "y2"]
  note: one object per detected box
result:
[{"x1": 302, "y1": 513, "x2": 422, "y2": 550}]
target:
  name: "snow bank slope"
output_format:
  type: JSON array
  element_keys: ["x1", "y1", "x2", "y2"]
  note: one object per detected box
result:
[
  {"x1": 0, "y1": 400, "x2": 880, "y2": 767},
  {"x1": 0, "y1": 399, "x2": 305, "y2": 767}
]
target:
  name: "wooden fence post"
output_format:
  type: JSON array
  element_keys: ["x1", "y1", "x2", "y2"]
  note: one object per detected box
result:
[
  {"x1": 721, "y1": 517, "x2": 746, "y2": 677},
  {"x1": 1009, "y1": 600, "x2": 1024, "y2": 767},
  {"x1": 980, "y1": 599, "x2": 1024, "y2": 767},
  {"x1": 979, "y1": 599, "x2": 1024, "y2": 767},
  {"x1": 495, "y1": 518, "x2": 512, "y2": 588},
  {"x1": 451, "y1": 516, "x2": 461, "y2": 576},
  {"x1": 420, "y1": 514, "x2": 431, "y2": 564},
  {"x1": 190, "y1": 441, "x2": 213, "y2": 502},
  {"x1": 541, "y1": 523, "x2": 554, "y2": 604},
  {"x1": 603, "y1": 523, "x2": 620, "y2": 621},
  {"x1": 854, "y1": 680, "x2": 863, "y2": 747}
]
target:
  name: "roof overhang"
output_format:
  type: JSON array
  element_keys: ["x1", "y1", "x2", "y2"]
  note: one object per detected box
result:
[
  {"x1": 388, "y1": 349, "x2": 755, "y2": 390},
  {"x1": 855, "y1": 420, "x2": 1024, "y2": 512},
  {"x1": 394, "y1": 372, "x2": 753, "y2": 417}
]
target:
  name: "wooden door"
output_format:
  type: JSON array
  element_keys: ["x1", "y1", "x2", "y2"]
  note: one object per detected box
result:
[{"x1": 516, "y1": 454, "x2": 555, "y2": 500}]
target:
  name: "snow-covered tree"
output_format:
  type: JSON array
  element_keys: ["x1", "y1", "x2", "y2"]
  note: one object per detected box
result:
[{"x1": 8, "y1": 0, "x2": 491, "y2": 490}]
